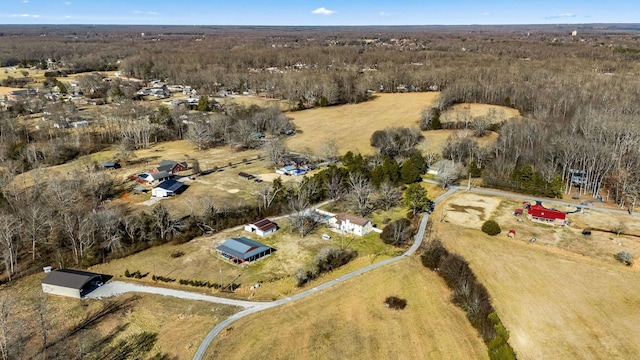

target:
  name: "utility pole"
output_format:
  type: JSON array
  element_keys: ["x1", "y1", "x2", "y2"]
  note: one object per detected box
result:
[{"x1": 467, "y1": 173, "x2": 471, "y2": 191}]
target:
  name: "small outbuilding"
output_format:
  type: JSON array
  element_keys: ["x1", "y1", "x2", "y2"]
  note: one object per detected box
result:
[
  {"x1": 238, "y1": 172, "x2": 255, "y2": 181},
  {"x1": 155, "y1": 160, "x2": 188, "y2": 174},
  {"x1": 514, "y1": 209, "x2": 523, "y2": 216},
  {"x1": 41, "y1": 269, "x2": 105, "y2": 298},
  {"x1": 151, "y1": 179, "x2": 184, "y2": 197},
  {"x1": 216, "y1": 237, "x2": 275, "y2": 264},
  {"x1": 244, "y1": 218, "x2": 278, "y2": 236},
  {"x1": 508, "y1": 229, "x2": 516, "y2": 238}
]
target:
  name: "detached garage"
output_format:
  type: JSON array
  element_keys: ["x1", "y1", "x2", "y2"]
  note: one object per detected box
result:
[
  {"x1": 151, "y1": 179, "x2": 184, "y2": 198},
  {"x1": 41, "y1": 269, "x2": 105, "y2": 298}
]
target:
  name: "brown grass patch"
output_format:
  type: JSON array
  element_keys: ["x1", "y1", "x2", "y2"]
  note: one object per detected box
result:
[
  {"x1": 0, "y1": 273, "x2": 238, "y2": 359},
  {"x1": 437, "y1": 223, "x2": 640, "y2": 360},
  {"x1": 440, "y1": 103, "x2": 521, "y2": 123},
  {"x1": 286, "y1": 92, "x2": 439, "y2": 155},
  {"x1": 204, "y1": 258, "x2": 487, "y2": 360}
]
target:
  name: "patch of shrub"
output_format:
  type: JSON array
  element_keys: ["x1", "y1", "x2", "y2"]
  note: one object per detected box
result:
[
  {"x1": 380, "y1": 218, "x2": 415, "y2": 246},
  {"x1": 421, "y1": 238, "x2": 517, "y2": 360},
  {"x1": 481, "y1": 220, "x2": 501, "y2": 236},
  {"x1": 124, "y1": 270, "x2": 147, "y2": 279},
  {"x1": 295, "y1": 247, "x2": 358, "y2": 287},
  {"x1": 152, "y1": 275, "x2": 176, "y2": 283},
  {"x1": 384, "y1": 296, "x2": 407, "y2": 310},
  {"x1": 170, "y1": 250, "x2": 185, "y2": 258},
  {"x1": 615, "y1": 251, "x2": 633, "y2": 266}
]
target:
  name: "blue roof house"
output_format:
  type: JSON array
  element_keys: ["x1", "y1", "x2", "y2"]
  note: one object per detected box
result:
[{"x1": 215, "y1": 237, "x2": 275, "y2": 263}]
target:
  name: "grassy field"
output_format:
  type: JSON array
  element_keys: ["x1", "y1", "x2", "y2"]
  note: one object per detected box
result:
[
  {"x1": 204, "y1": 257, "x2": 487, "y2": 360},
  {"x1": 440, "y1": 103, "x2": 521, "y2": 123},
  {"x1": 433, "y1": 191, "x2": 640, "y2": 359},
  {"x1": 286, "y1": 92, "x2": 439, "y2": 155},
  {"x1": 91, "y1": 222, "x2": 401, "y2": 302},
  {"x1": 0, "y1": 273, "x2": 239, "y2": 359}
]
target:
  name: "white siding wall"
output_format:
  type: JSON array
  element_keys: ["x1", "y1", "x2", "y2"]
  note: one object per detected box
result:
[{"x1": 42, "y1": 284, "x2": 81, "y2": 298}]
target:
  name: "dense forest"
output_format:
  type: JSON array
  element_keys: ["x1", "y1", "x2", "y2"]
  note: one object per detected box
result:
[{"x1": 1, "y1": 24, "x2": 640, "y2": 283}]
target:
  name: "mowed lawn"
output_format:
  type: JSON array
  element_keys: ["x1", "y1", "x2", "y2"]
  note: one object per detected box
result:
[
  {"x1": 286, "y1": 92, "x2": 439, "y2": 155},
  {"x1": 436, "y1": 223, "x2": 640, "y2": 360},
  {"x1": 205, "y1": 258, "x2": 487, "y2": 360}
]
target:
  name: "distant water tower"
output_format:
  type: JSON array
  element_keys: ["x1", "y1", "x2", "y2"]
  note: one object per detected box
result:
[
  {"x1": 571, "y1": 30, "x2": 577, "y2": 36},
  {"x1": 141, "y1": 32, "x2": 145, "y2": 37}
]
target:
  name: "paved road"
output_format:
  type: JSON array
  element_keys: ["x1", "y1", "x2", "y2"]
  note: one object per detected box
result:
[{"x1": 86, "y1": 281, "x2": 272, "y2": 309}]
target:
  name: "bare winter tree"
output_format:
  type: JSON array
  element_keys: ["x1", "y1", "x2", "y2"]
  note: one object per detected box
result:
[
  {"x1": 254, "y1": 184, "x2": 283, "y2": 213},
  {"x1": 436, "y1": 160, "x2": 462, "y2": 188},
  {"x1": 319, "y1": 140, "x2": 339, "y2": 162},
  {"x1": 186, "y1": 117, "x2": 213, "y2": 150},
  {"x1": 347, "y1": 173, "x2": 374, "y2": 216},
  {"x1": 0, "y1": 214, "x2": 19, "y2": 281},
  {"x1": 262, "y1": 138, "x2": 288, "y2": 166},
  {"x1": 375, "y1": 181, "x2": 402, "y2": 210}
]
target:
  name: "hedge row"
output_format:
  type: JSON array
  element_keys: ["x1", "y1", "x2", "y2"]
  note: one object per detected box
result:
[{"x1": 421, "y1": 239, "x2": 517, "y2": 360}]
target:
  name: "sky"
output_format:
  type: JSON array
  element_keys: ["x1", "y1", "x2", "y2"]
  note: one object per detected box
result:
[{"x1": 0, "y1": 0, "x2": 638, "y2": 26}]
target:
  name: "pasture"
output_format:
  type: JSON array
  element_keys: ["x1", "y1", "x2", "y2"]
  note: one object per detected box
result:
[
  {"x1": 433, "y1": 191, "x2": 640, "y2": 359},
  {"x1": 285, "y1": 92, "x2": 439, "y2": 155},
  {"x1": 91, "y1": 222, "x2": 401, "y2": 302},
  {"x1": 204, "y1": 258, "x2": 487, "y2": 360},
  {"x1": 0, "y1": 274, "x2": 239, "y2": 359}
]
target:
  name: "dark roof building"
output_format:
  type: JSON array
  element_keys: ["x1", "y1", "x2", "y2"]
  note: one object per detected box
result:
[
  {"x1": 155, "y1": 160, "x2": 188, "y2": 174},
  {"x1": 151, "y1": 179, "x2": 185, "y2": 197},
  {"x1": 41, "y1": 269, "x2": 105, "y2": 298},
  {"x1": 216, "y1": 237, "x2": 275, "y2": 263}
]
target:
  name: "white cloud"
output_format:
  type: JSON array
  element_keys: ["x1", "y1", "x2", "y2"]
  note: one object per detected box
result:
[
  {"x1": 22, "y1": 0, "x2": 28, "y2": 3},
  {"x1": 65, "y1": 15, "x2": 72, "y2": 18},
  {"x1": 482, "y1": 11, "x2": 491, "y2": 16},
  {"x1": 12, "y1": 13, "x2": 40, "y2": 18},
  {"x1": 545, "y1": 13, "x2": 576, "y2": 19},
  {"x1": 379, "y1": 11, "x2": 390, "y2": 16},
  {"x1": 134, "y1": 10, "x2": 142, "y2": 14},
  {"x1": 147, "y1": 11, "x2": 158, "y2": 15},
  {"x1": 64, "y1": 1, "x2": 71, "y2": 5},
  {"x1": 312, "y1": 7, "x2": 335, "y2": 15}
]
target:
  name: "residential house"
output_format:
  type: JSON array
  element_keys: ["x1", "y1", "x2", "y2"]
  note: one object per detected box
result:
[
  {"x1": 329, "y1": 213, "x2": 373, "y2": 236},
  {"x1": 244, "y1": 219, "x2": 278, "y2": 237},
  {"x1": 138, "y1": 171, "x2": 173, "y2": 184},
  {"x1": 216, "y1": 237, "x2": 275, "y2": 264},
  {"x1": 154, "y1": 160, "x2": 188, "y2": 174}
]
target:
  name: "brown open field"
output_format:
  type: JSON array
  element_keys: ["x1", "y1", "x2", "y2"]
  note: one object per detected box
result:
[
  {"x1": 433, "y1": 192, "x2": 640, "y2": 359},
  {"x1": 286, "y1": 92, "x2": 439, "y2": 155},
  {"x1": 205, "y1": 257, "x2": 487, "y2": 360},
  {"x1": 91, "y1": 222, "x2": 400, "y2": 302},
  {"x1": 440, "y1": 103, "x2": 521, "y2": 123},
  {"x1": 217, "y1": 94, "x2": 290, "y2": 110},
  {"x1": 285, "y1": 93, "x2": 507, "y2": 157},
  {"x1": 0, "y1": 273, "x2": 239, "y2": 359}
]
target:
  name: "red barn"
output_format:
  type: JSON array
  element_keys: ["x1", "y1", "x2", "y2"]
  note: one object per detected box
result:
[{"x1": 527, "y1": 204, "x2": 567, "y2": 225}]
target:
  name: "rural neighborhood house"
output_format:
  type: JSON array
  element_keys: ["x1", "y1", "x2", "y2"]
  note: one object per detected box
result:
[
  {"x1": 329, "y1": 213, "x2": 374, "y2": 236},
  {"x1": 216, "y1": 237, "x2": 275, "y2": 264},
  {"x1": 154, "y1": 160, "x2": 188, "y2": 174}
]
